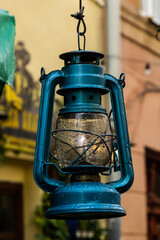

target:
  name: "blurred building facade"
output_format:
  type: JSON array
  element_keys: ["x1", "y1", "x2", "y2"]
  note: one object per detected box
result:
[
  {"x1": 0, "y1": 1, "x2": 105, "y2": 240},
  {"x1": 121, "y1": 0, "x2": 160, "y2": 240},
  {"x1": 1, "y1": 0, "x2": 160, "y2": 240}
]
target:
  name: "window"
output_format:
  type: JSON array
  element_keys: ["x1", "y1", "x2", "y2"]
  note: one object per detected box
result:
[
  {"x1": 0, "y1": 182, "x2": 23, "y2": 240},
  {"x1": 141, "y1": 0, "x2": 160, "y2": 25},
  {"x1": 146, "y1": 148, "x2": 160, "y2": 239}
]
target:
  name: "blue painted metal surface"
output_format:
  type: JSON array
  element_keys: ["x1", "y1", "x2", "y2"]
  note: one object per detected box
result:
[
  {"x1": 105, "y1": 74, "x2": 134, "y2": 194},
  {"x1": 34, "y1": 50, "x2": 134, "y2": 219},
  {"x1": 46, "y1": 182, "x2": 126, "y2": 219},
  {"x1": 58, "y1": 51, "x2": 107, "y2": 114},
  {"x1": 34, "y1": 70, "x2": 65, "y2": 192}
]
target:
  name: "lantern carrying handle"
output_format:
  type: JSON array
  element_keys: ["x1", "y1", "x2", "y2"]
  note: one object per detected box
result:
[
  {"x1": 105, "y1": 74, "x2": 134, "y2": 194},
  {"x1": 34, "y1": 70, "x2": 65, "y2": 193}
]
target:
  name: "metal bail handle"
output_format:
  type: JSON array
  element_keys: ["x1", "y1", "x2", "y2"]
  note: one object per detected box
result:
[
  {"x1": 34, "y1": 70, "x2": 65, "y2": 193},
  {"x1": 105, "y1": 74, "x2": 134, "y2": 194}
]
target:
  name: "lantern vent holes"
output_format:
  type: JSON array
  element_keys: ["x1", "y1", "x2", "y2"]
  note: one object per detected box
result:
[
  {"x1": 89, "y1": 95, "x2": 93, "y2": 100},
  {"x1": 79, "y1": 55, "x2": 99, "y2": 65},
  {"x1": 72, "y1": 95, "x2": 76, "y2": 101},
  {"x1": 60, "y1": 51, "x2": 104, "y2": 66}
]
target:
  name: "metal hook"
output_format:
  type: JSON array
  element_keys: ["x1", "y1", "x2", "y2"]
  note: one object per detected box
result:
[
  {"x1": 41, "y1": 67, "x2": 45, "y2": 76},
  {"x1": 40, "y1": 67, "x2": 46, "y2": 81},
  {"x1": 119, "y1": 73, "x2": 126, "y2": 88}
]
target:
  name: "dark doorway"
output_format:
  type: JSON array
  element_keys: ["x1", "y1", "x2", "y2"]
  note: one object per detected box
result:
[
  {"x1": 146, "y1": 148, "x2": 160, "y2": 240},
  {"x1": 0, "y1": 182, "x2": 23, "y2": 240}
]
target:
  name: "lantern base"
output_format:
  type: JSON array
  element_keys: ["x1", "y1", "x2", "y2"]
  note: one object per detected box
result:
[{"x1": 46, "y1": 182, "x2": 126, "y2": 220}]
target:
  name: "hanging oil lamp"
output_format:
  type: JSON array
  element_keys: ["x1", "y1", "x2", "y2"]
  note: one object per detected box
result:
[{"x1": 34, "y1": 0, "x2": 134, "y2": 219}]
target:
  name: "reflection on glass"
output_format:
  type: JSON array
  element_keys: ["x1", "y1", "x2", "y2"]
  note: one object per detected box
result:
[{"x1": 53, "y1": 113, "x2": 112, "y2": 168}]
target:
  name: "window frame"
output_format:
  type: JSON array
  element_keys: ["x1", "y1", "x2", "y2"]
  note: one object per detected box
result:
[{"x1": 141, "y1": 0, "x2": 160, "y2": 25}]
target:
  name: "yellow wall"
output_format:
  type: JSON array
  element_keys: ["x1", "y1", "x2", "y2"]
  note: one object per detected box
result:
[
  {"x1": 1, "y1": 0, "x2": 104, "y2": 79},
  {"x1": 0, "y1": 1, "x2": 105, "y2": 239}
]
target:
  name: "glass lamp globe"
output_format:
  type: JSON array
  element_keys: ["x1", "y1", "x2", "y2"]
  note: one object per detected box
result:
[{"x1": 53, "y1": 112, "x2": 112, "y2": 169}]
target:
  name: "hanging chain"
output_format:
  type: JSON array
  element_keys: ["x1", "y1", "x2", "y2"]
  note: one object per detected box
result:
[{"x1": 71, "y1": 0, "x2": 86, "y2": 50}]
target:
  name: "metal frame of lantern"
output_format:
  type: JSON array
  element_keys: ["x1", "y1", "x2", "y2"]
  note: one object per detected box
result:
[{"x1": 34, "y1": 50, "x2": 134, "y2": 219}]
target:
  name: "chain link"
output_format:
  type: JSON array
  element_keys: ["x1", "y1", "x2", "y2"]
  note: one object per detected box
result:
[{"x1": 71, "y1": 0, "x2": 86, "y2": 50}]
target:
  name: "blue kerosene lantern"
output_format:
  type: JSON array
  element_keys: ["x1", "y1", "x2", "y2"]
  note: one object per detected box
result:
[{"x1": 34, "y1": 2, "x2": 134, "y2": 220}]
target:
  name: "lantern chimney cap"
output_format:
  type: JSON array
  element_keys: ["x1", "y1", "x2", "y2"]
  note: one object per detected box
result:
[{"x1": 59, "y1": 50, "x2": 104, "y2": 66}]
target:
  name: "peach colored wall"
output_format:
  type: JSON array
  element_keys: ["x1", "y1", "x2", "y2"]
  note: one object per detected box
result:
[
  {"x1": 122, "y1": 38, "x2": 160, "y2": 152},
  {"x1": 122, "y1": 0, "x2": 141, "y2": 11},
  {"x1": 121, "y1": 5, "x2": 160, "y2": 239}
]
